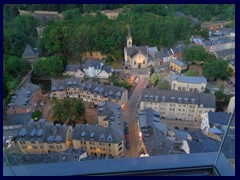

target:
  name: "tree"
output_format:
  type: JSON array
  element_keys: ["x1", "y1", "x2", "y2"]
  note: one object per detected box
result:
[
  {"x1": 182, "y1": 45, "x2": 207, "y2": 62},
  {"x1": 4, "y1": 15, "x2": 40, "y2": 56},
  {"x1": 184, "y1": 69, "x2": 198, "y2": 77},
  {"x1": 202, "y1": 60, "x2": 233, "y2": 80},
  {"x1": 158, "y1": 80, "x2": 170, "y2": 90},
  {"x1": 32, "y1": 109, "x2": 43, "y2": 120},
  {"x1": 150, "y1": 72, "x2": 161, "y2": 87},
  {"x1": 150, "y1": 67, "x2": 155, "y2": 76},
  {"x1": 33, "y1": 56, "x2": 64, "y2": 77},
  {"x1": 52, "y1": 98, "x2": 85, "y2": 122}
]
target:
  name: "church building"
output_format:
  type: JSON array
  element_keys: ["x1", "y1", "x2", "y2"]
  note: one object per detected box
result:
[{"x1": 124, "y1": 29, "x2": 148, "y2": 69}]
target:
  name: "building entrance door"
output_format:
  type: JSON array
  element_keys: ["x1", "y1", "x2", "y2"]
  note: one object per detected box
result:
[{"x1": 138, "y1": 63, "x2": 141, "y2": 68}]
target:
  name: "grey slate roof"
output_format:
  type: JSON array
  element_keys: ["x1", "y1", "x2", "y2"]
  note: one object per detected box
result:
[
  {"x1": 4, "y1": 113, "x2": 32, "y2": 126},
  {"x1": 144, "y1": 129, "x2": 184, "y2": 156},
  {"x1": 170, "y1": 59, "x2": 187, "y2": 67},
  {"x1": 43, "y1": 124, "x2": 70, "y2": 143},
  {"x1": 126, "y1": 45, "x2": 148, "y2": 58},
  {"x1": 138, "y1": 108, "x2": 160, "y2": 128},
  {"x1": 98, "y1": 100, "x2": 122, "y2": 125},
  {"x1": 83, "y1": 60, "x2": 103, "y2": 70},
  {"x1": 186, "y1": 138, "x2": 220, "y2": 153},
  {"x1": 215, "y1": 49, "x2": 235, "y2": 58},
  {"x1": 208, "y1": 112, "x2": 231, "y2": 126},
  {"x1": 172, "y1": 75, "x2": 207, "y2": 84},
  {"x1": 17, "y1": 119, "x2": 47, "y2": 141},
  {"x1": 65, "y1": 64, "x2": 83, "y2": 72},
  {"x1": 8, "y1": 83, "x2": 41, "y2": 109},
  {"x1": 22, "y1": 44, "x2": 39, "y2": 58},
  {"x1": 102, "y1": 65, "x2": 112, "y2": 73},
  {"x1": 175, "y1": 130, "x2": 189, "y2": 141},
  {"x1": 155, "y1": 51, "x2": 171, "y2": 59},
  {"x1": 141, "y1": 88, "x2": 216, "y2": 108},
  {"x1": 72, "y1": 123, "x2": 123, "y2": 143},
  {"x1": 51, "y1": 78, "x2": 125, "y2": 100},
  {"x1": 148, "y1": 47, "x2": 158, "y2": 54}
]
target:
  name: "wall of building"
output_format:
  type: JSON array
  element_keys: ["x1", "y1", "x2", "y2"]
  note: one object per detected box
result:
[
  {"x1": 52, "y1": 88, "x2": 128, "y2": 106},
  {"x1": 140, "y1": 101, "x2": 214, "y2": 121},
  {"x1": 171, "y1": 81, "x2": 206, "y2": 92},
  {"x1": 72, "y1": 140, "x2": 124, "y2": 158},
  {"x1": 130, "y1": 53, "x2": 148, "y2": 69}
]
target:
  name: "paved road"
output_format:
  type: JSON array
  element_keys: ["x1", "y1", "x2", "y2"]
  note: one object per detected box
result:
[{"x1": 123, "y1": 74, "x2": 149, "y2": 158}]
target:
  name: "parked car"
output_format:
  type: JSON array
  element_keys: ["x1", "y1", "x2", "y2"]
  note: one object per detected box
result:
[
  {"x1": 125, "y1": 134, "x2": 130, "y2": 141},
  {"x1": 125, "y1": 120, "x2": 128, "y2": 127},
  {"x1": 125, "y1": 127, "x2": 129, "y2": 134},
  {"x1": 126, "y1": 141, "x2": 130, "y2": 150}
]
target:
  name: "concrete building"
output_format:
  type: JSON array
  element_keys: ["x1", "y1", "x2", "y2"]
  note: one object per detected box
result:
[
  {"x1": 51, "y1": 78, "x2": 128, "y2": 106},
  {"x1": 6, "y1": 83, "x2": 42, "y2": 115},
  {"x1": 98, "y1": 101, "x2": 122, "y2": 127},
  {"x1": 140, "y1": 88, "x2": 216, "y2": 121},
  {"x1": 171, "y1": 75, "x2": 207, "y2": 92},
  {"x1": 169, "y1": 59, "x2": 188, "y2": 74},
  {"x1": 72, "y1": 124, "x2": 124, "y2": 158},
  {"x1": 124, "y1": 30, "x2": 148, "y2": 69},
  {"x1": 200, "y1": 112, "x2": 232, "y2": 136},
  {"x1": 82, "y1": 60, "x2": 113, "y2": 79},
  {"x1": 17, "y1": 119, "x2": 73, "y2": 154},
  {"x1": 64, "y1": 64, "x2": 85, "y2": 79}
]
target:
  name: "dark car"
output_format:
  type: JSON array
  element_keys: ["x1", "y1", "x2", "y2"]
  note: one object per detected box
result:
[
  {"x1": 126, "y1": 141, "x2": 130, "y2": 150},
  {"x1": 125, "y1": 120, "x2": 128, "y2": 127},
  {"x1": 125, "y1": 127, "x2": 129, "y2": 134}
]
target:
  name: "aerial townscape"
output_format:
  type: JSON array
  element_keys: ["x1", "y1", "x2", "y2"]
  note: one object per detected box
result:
[{"x1": 3, "y1": 4, "x2": 235, "y2": 174}]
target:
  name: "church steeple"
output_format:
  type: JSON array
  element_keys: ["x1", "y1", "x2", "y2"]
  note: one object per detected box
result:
[{"x1": 127, "y1": 27, "x2": 132, "y2": 48}]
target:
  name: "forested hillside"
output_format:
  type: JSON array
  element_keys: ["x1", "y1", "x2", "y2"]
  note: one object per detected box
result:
[{"x1": 3, "y1": 4, "x2": 235, "y2": 100}]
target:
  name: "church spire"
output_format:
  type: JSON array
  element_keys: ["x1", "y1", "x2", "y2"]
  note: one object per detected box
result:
[{"x1": 127, "y1": 26, "x2": 132, "y2": 48}]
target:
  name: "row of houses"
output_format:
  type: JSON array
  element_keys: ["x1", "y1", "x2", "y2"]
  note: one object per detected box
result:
[
  {"x1": 64, "y1": 60, "x2": 113, "y2": 79},
  {"x1": 139, "y1": 88, "x2": 215, "y2": 121},
  {"x1": 6, "y1": 83, "x2": 42, "y2": 115},
  {"x1": 16, "y1": 100, "x2": 125, "y2": 158},
  {"x1": 50, "y1": 78, "x2": 128, "y2": 106}
]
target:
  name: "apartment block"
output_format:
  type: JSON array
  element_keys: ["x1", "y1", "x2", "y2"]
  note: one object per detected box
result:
[
  {"x1": 140, "y1": 89, "x2": 215, "y2": 121},
  {"x1": 72, "y1": 124, "x2": 124, "y2": 158},
  {"x1": 51, "y1": 78, "x2": 128, "y2": 106},
  {"x1": 17, "y1": 119, "x2": 73, "y2": 154}
]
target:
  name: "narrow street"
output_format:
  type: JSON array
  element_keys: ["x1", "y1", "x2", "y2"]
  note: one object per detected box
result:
[{"x1": 123, "y1": 74, "x2": 149, "y2": 158}]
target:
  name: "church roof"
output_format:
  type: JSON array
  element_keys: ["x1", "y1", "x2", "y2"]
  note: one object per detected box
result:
[{"x1": 126, "y1": 45, "x2": 148, "y2": 58}]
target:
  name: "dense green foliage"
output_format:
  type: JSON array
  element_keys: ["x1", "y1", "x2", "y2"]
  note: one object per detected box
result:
[
  {"x1": 4, "y1": 55, "x2": 31, "y2": 97},
  {"x1": 150, "y1": 72, "x2": 161, "y2": 87},
  {"x1": 172, "y1": 4, "x2": 235, "y2": 21},
  {"x1": 113, "y1": 79, "x2": 132, "y2": 89},
  {"x1": 52, "y1": 98, "x2": 85, "y2": 122},
  {"x1": 158, "y1": 80, "x2": 171, "y2": 90},
  {"x1": 4, "y1": 15, "x2": 40, "y2": 56},
  {"x1": 202, "y1": 60, "x2": 233, "y2": 80},
  {"x1": 182, "y1": 45, "x2": 217, "y2": 62},
  {"x1": 32, "y1": 109, "x2": 43, "y2": 120},
  {"x1": 184, "y1": 69, "x2": 198, "y2": 77},
  {"x1": 33, "y1": 56, "x2": 64, "y2": 77}
]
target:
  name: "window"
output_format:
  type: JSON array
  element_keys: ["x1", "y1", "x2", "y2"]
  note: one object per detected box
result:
[
  {"x1": 143, "y1": 60, "x2": 145, "y2": 64},
  {"x1": 134, "y1": 61, "x2": 136, "y2": 65}
]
